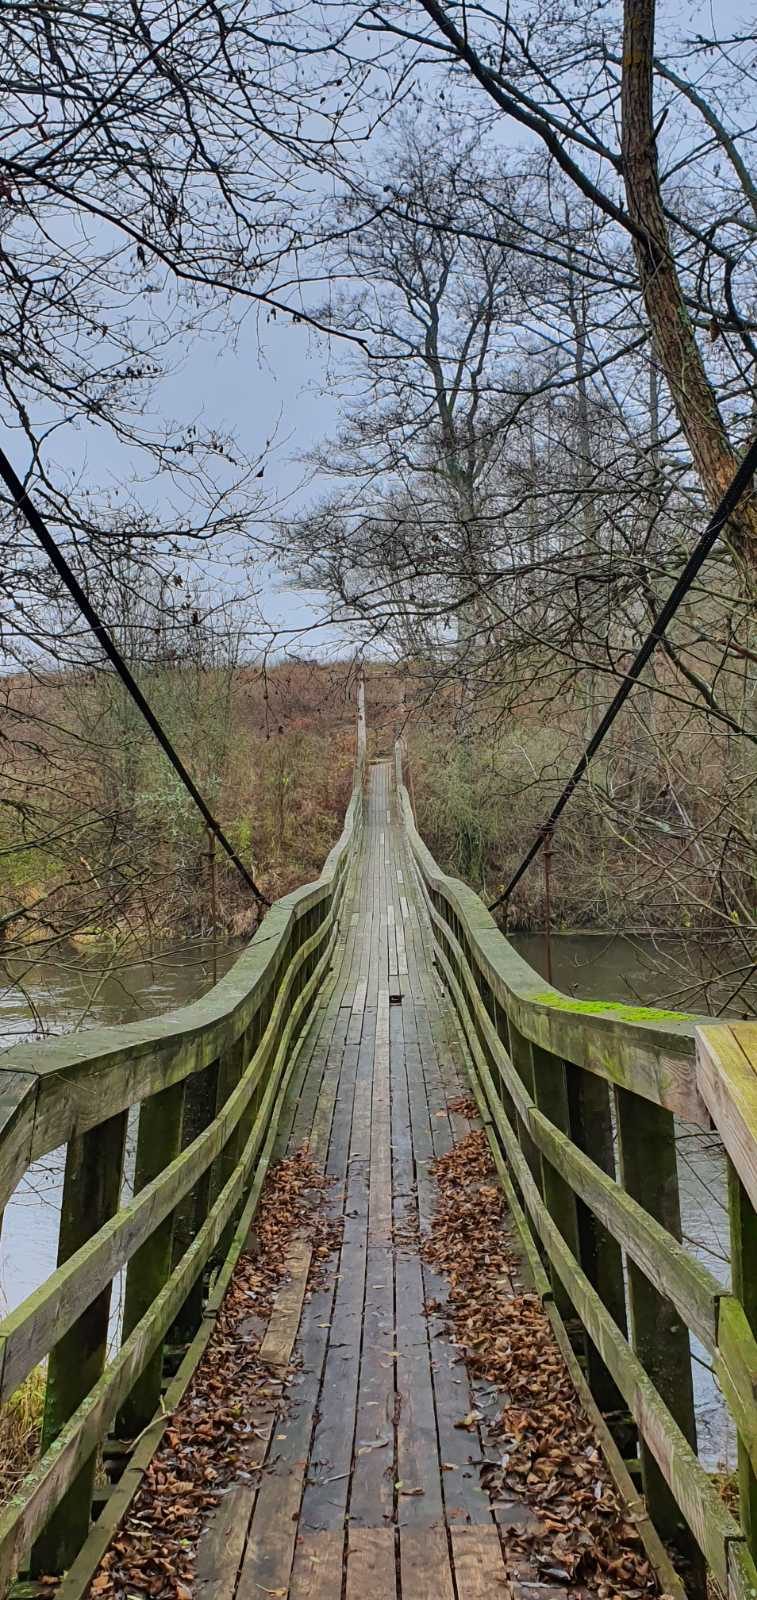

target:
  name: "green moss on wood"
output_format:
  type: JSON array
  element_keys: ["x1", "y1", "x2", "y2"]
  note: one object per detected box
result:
[{"x1": 531, "y1": 992, "x2": 692, "y2": 1024}]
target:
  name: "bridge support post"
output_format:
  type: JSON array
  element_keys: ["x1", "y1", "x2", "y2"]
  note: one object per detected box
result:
[
  {"x1": 31, "y1": 1111, "x2": 128, "y2": 1576},
  {"x1": 615, "y1": 1088, "x2": 705, "y2": 1596},
  {"x1": 116, "y1": 1079, "x2": 186, "y2": 1438},
  {"x1": 169, "y1": 1060, "x2": 220, "y2": 1343},
  {"x1": 564, "y1": 1064, "x2": 629, "y2": 1418},
  {"x1": 528, "y1": 1042, "x2": 581, "y2": 1321},
  {"x1": 507, "y1": 1021, "x2": 545, "y2": 1195},
  {"x1": 211, "y1": 1033, "x2": 252, "y2": 1261},
  {"x1": 728, "y1": 1160, "x2": 757, "y2": 1562}
]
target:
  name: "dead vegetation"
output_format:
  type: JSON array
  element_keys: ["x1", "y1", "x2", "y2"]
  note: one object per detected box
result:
[
  {"x1": 83, "y1": 1151, "x2": 341, "y2": 1600},
  {"x1": 423, "y1": 1127, "x2": 660, "y2": 1599}
]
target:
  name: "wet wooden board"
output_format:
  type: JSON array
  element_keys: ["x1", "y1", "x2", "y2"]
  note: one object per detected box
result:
[
  {"x1": 226, "y1": 764, "x2": 523, "y2": 1599},
  {"x1": 345, "y1": 1527, "x2": 397, "y2": 1598},
  {"x1": 399, "y1": 1526, "x2": 456, "y2": 1600}
]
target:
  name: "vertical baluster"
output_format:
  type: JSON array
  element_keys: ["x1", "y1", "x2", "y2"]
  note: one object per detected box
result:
[
  {"x1": 615, "y1": 1087, "x2": 705, "y2": 1595},
  {"x1": 728, "y1": 1160, "x2": 757, "y2": 1559},
  {"x1": 507, "y1": 1019, "x2": 544, "y2": 1193},
  {"x1": 31, "y1": 1111, "x2": 128, "y2": 1575},
  {"x1": 529, "y1": 1042, "x2": 581, "y2": 1320},
  {"x1": 170, "y1": 1059, "x2": 220, "y2": 1342},
  {"x1": 116, "y1": 1080, "x2": 185, "y2": 1438},
  {"x1": 564, "y1": 1064, "x2": 629, "y2": 1416},
  {"x1": 209, "y1": 1036, "x2": 246, "y2": 1210}
]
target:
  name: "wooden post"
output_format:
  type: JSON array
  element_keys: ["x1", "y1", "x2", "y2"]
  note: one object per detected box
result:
[
  {"x1": 115, "y1": 1080, "x2": 185, "y2": 1438},
  {"x1": 728, "y1": 1159, "x2": 757, "y2": 1561},
  {"x1": 615, "y1": 1087, "x2": 705, "y2": 1594},
  {"x1": 564, "y1": 1064, "x2": 629, "y2": 1417},
  {"x1": 169, "y1": 1060, "x2": 220, "y2": 1342},
  {"x1": 31, "y1": 1112, "x2": 128, "y2": 1575},
  {"x1": 529, "y1": 1042, "x2": 581, "y2": 1320},
  {"x1": 507, "y1": 1020, "x2": 545, "y2": 1194},
  {"x1": 209, "y1": 1034, "x2": 251, "y2": 1262}
]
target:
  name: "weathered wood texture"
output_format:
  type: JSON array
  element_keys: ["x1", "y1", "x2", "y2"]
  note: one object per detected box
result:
[
  {"x1": 397, "y1": 759, "x2": 757, "y2": 1600},
  {"x1": 0, "y1": 749, "x2": 366, "y2": 1590}
]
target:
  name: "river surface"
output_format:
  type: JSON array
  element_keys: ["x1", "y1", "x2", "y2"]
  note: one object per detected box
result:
[{"x1": 0, "y1": 930, "x2": 744, "y2": 1468}]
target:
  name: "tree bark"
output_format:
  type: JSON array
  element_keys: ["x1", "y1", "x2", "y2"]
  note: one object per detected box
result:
[{"x1": 621, "y1": 0, "x2": 757, "y2": 587}]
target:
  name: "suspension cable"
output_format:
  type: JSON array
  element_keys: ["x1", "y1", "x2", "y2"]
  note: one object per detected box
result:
[
  {"x1": 0, "y1": 445, "x2": 270, "y2": 906},
  {"x1": 489, "y1": 434, "x2": 757, "y2": 915}
]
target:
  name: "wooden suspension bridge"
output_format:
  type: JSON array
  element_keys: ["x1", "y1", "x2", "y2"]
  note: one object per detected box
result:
[{"x1": 0, "y1": 693, "x2": 756, "y2": 1600}]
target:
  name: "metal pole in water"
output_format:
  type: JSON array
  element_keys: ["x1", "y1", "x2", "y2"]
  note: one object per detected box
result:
[{"x1": 543, "y1": 825, "x2": 554, "y2": 986}]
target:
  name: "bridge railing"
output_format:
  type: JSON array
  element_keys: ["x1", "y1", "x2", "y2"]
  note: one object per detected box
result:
[
  {"x1": 397, "y1": 743, "x2": 757, "y2": 1600},
  {"x1": 0, "y1": 716, "x2": 366, "y2": 1593}
]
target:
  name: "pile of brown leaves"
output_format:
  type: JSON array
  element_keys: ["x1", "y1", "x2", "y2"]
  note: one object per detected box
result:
[
  {"x1": 89, "y1": 1151, "x2": 340, "y2": 1600},
  {"x1": 424, "y1": 1129, "x2": 659, "y2": 1599}
]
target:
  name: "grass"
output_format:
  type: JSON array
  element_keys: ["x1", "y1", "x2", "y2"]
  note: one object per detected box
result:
[{"x1": 0, "y1": 1366, "x2": 45, "y2": 1508}]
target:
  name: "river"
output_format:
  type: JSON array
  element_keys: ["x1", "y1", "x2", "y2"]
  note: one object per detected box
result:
[{"x1": 0, "y1": 930, "x2": 743, "y2": 1469}]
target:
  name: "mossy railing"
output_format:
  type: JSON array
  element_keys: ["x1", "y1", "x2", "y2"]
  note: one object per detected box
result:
[
  {"x1": 0, "y1": 719, "x2": 366, "y2": 1594},
  {"x1": 397, "y1": 745, "x2": 757, "y2": 1600}
]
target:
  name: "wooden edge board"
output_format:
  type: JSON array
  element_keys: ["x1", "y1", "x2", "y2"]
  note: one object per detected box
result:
[
  {"x1": 0, "y1": 917, "x2": 339, "y2": 1596},
  {"x1": 543, "y1": 1306, "x2": 686, "y2": 1600},
  {"x1": 429, "y1": 920, "x2": 724, "y2": 1354},
  {"x1": 468, "y1": 1054, "x2": 751, "y2": 1594},
  {"x1": 444, "y1": 990, "x2": 724, "y2": 1600},
  {"x1": 48, "y1": 987, "x2": 320, "y2": 1600}
]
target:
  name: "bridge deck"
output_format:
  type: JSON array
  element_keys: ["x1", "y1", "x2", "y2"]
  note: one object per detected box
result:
[
  {"x1": 237, "y1": 760, "x2": 516, "y2": 1596},
  {"x1": 94, "y1": 762, "x2": 650, "y2": 1600}
]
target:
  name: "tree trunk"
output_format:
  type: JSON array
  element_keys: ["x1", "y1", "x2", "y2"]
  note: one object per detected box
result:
[{"x1": 621, "y1": 0, "x2": 757, "y2": 587}]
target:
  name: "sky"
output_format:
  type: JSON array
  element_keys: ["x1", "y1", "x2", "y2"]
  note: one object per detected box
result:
[{"x1": 21, "y1": 0, "x2": 752, "y2": 664}]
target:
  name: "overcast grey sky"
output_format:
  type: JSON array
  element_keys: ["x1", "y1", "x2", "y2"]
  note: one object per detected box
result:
[{"x1": 33, "y1": 0, "x2": 751, "y2": 662}]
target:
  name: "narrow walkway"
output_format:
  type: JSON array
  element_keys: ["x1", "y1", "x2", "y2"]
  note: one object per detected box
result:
[{"x1": 236, "y1": 761, "x2": 515, "y2": 1597}]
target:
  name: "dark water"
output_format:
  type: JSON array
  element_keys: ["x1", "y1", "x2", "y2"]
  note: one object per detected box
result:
[{"x1": 0, "y1": 931, "x2": 741, "y2": 1466}]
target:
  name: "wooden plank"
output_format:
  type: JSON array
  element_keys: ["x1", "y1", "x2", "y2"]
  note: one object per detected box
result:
[
  {"x1": 288, "y1": 1530, "x2": 345, "y2": 1598},
  {"x1": 697, "y1": 1024, "x2": 757, "y2": 1210},
  {"x1": 346, "y1": 1527, "x2": 396, "y2": 1600},
  {"x1": 298, "y1": 989, "x2": 373, "y2": 1533},
  {"x1": 194, "y1": 1484, "x2": 255, "y2": 1600},
  {"x1": 450, "y1": 1526, "x2": 508, "y2": 1597},
  {"x1": 348, "y1": 991, "x2": 396, "y2": 1529},
  {"x1": 239, "y1": 896, "x2": 368, "y2": 1596},
  {"x1": 258, "y1": 1235, "x2": 312, "y2": 1374},
  {"x1": 399, "y1": 1527, "x2": 455, "y2": 1600},
  {"x1": 391, "y1": 998, "x2": 445, "y2": 1530}
]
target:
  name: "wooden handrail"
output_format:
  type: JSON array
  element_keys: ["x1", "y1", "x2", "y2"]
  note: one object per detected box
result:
[
  {"x1": 0, "y1": 738, "x2": 366, "y2": 1589},
  {"x1": 396, "y1": 747, "x2": 757, "y2": 1598}
]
